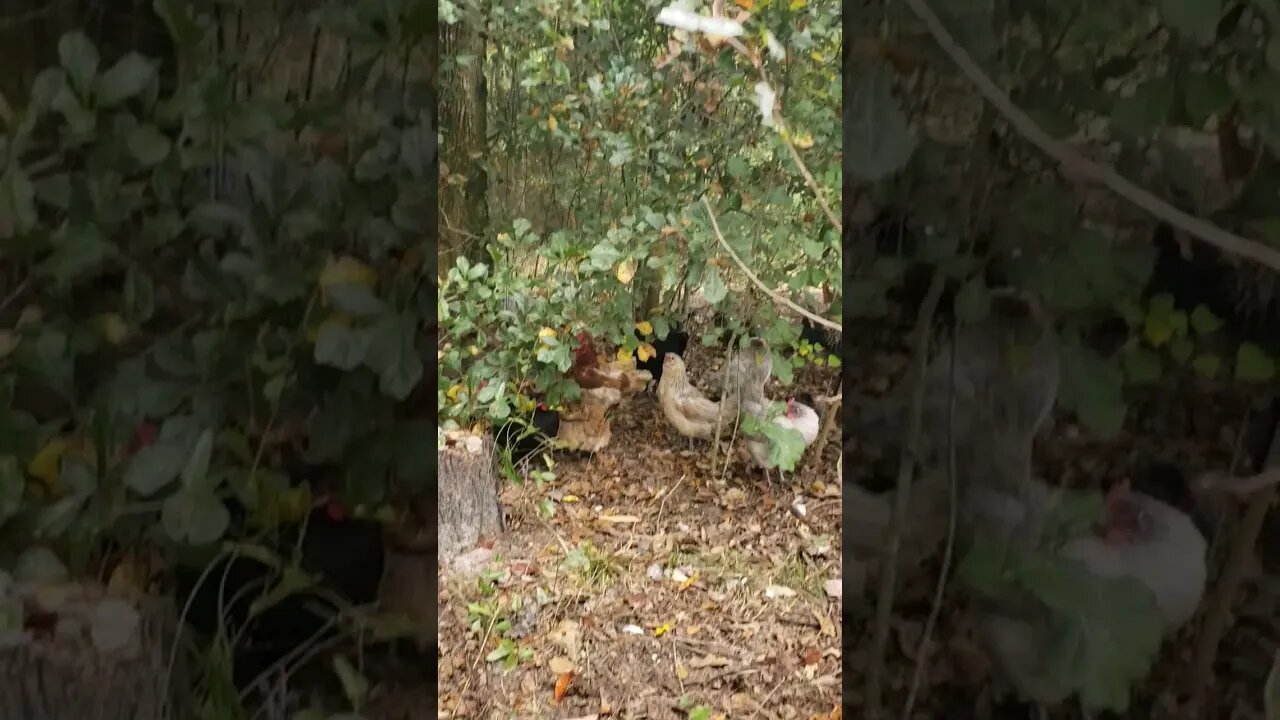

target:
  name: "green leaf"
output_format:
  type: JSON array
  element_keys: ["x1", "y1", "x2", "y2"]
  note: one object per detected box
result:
[
  {"x1": 1058, "y1": 340, "x2": 1127, "y2": 438},
  {"x1": 14, "y1": 546, "x2": 69, "y2": 584},
  {"x1": 181, "y1": 429, "x2": 214, "y2": 491},
  {"x1": 701, "y1": 266, "x2": 728, "y2": 304},
  {"x1": 1184, "y1": 72, "x2": 1232, "y2": 125},
  {"x1": 1235, "y1": 343, "x2": 1277, "y2": 383},
  {"x1": 1192, "y1": 353, "x2": 1221, "y2": 379},
  {"x1": 0, "y1": 456, "x2": 23, "y2": 524},
  {"x1": 95, "y1": 53, "x2": 155, "y2": 106},
  {"x1": 726, "y1": 156, "x2": 748, "y2": 178},
  {"x1": 41, "y1": 223, "x2": 115, "y2": 287},
  {"x1": 1025, "y1": 559, "x2": 1164, "y2": 712},
  {"x1": 846, "y1": 63, "x2": 915, "y2": 182},
  {"x1": 0, "y1": 166, "x2": 37, "y2": 239},
  {"x1": 1111, "y1": 77, "x2": 1176, "y2": 138},
  {"x1": 1189, "y1": 305, "x2": 1223, "y2": 335},
  {"x1": 315, "y1": 321, "x2": 372, "y2": 370},
  {"x1": 1122, "y1": 347, "x2": 1162, "y2": 385},
  {"x1": 326, "y1": 284, "x2": 388, "y2": 317},
  {"x1": 127, "y1": 124, "x2": 172, "y2": 165},
  {"x1": 123, "y1": 441, "x2": 187, "y2": 496},
  {"x1": 364, "y1": 315, "x2": 424, "y2": 400},
  {"x1": 1169, "y1": 337, "x2": 1194, "y2": 364},
  {"x1": 161, "y1": 489, "x2": 229, "y2": 545},
  {"x1": 1159, "y1": 0, "x2": 1223, "y2": 44},
  {"x1": 58, "y1": 32, "x2": 100, "y2": 93},
  {"x1": 955, "y1": 277, "x2": 992, "y2": 323}
]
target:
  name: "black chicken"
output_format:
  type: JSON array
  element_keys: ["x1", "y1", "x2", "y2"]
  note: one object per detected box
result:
[
  {"x1": 174, "y1": 484, "x2": 385, "y2": 692},
  {"x1": 636, "y1": 326, "x2": 690, "y2": 385},
  {"x1": 493, "y1": 403, "x2": 560, "y2": 465}
]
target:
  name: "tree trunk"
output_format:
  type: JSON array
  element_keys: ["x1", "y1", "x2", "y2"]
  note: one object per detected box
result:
[
  {"x1": 436, "y1": 432, "x2": 503, "y2": 562},
  {"x1": 439, "y1": 11, "x2": 489, "y2": 271},
  {"x1": 0, "y1": 590, "x2": 189, "y2": 720}
]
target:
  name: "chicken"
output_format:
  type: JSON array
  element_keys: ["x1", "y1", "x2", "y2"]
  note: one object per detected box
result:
[
  {"x1": 636, "y1": 326, "x2": 690, "y2": 387},
  {"x1": 742, "y1": 396, "x2": 820, "y2": 484},
  {"x1": 175, "y1": 480, "x2": 384, "y2": 691},
  {"x1": 717, "y1": 337, "x2": 772, "y2": 414},
  {"x1": 571, "y1": 333, "x2": 652, "y2": 393},
  {"x1": 658, "y1": 352, "x2": 723, "y2": 446},
  {"x1": 557, "y1": 386, "x2": 622, "y2": 452},
  {"x1": 494, "y1": 402, "x2": 560, "y2": 465},
  {"x1": 969, "y1": 474, "x2": 1208, "y2": 713}
]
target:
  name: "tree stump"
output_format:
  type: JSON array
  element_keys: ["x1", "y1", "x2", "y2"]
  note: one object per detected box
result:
[
  {"x1": 436, "y1": 430, "x2": 503, "y2": 562},
  {"x1": 0, "y1": 584, "x2": 189, "y2": 720}
]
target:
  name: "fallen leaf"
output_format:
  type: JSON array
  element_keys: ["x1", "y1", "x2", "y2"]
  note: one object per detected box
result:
[
  {"x1": 823, "y1": 578, "x2": 842, "y2": 599},
  {"x1": 553, "y1": 670, "x2": 574, "y2": 703},
  {"x1": 549, "y1": 656, "x2": 575, "y2": 674},
  {"x1": 675, "y1": 661, "x2": 689, "y2": 680},
  {"x1": 688, "y1": 654, "x2": 731, "y2": 668},
  {"x1": 764, "y1": 585, "x2": 797, "y2": 599},
  {"x1": 653, "y1": 622, "x2": 673, "y2": 636},
  {"x1": 679, "y1": 572, "x2": 700, "y2": 590},
  {"x1": 800, "y1": 647, "x2": 822, "y2": 665},
  {"x1": 598, "y1": 514, "x2": 640, "y2": 523}
]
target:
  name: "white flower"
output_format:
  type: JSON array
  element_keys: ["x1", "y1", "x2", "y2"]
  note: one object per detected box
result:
[
  {"x1": 754, "y1": 81, "x2": 777, "y2": 128},
  {"x1": 765, "y1": 30, "x2": 786, "y2": 61},
  {"x1": 656, "y1": 3, "x2": 744, "y2": 38}
]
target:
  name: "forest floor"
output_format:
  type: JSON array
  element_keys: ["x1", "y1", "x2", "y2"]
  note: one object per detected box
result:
[
  {"x1": 433, "y1": 340, "x2": 844, "y2": 720},
  {"x1": 430, "y1": 319, "x2": 1278, "y2": 720}
]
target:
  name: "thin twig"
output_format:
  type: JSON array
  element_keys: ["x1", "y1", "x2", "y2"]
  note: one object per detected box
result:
[
  {"x1": 1196, "y1": 467, "x2": 1280, "y2": 497},
  {"x1": 903, "y1": 324, "x2": 959, "y2": 718},
  {"x1": 900, "y1": 0, "x2": 1280, "y2": 271},
  {"x1": 1187, "y1": 416, "x2": 1280, "y2": 713},
  {"x1": 801, "y1": 383, "x2": 842, "y2": 477},
  {"x1": 865, "y1": 269, "x2": 947, "y2": 718},
  {"x1": 781, "y1": 137, "x2": 840, "y2": 232},
  {"x1": 701, "y1": 196, "x2": 842, "y2": 331}
]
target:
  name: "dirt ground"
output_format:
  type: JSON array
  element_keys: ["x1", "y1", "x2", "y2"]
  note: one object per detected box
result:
[
  {"x1": 434, "y1": 342, "x2": 844, "y2": 720},
  {"x1": 432, "y1": 320, "x2": 1278, "y2": 720}
]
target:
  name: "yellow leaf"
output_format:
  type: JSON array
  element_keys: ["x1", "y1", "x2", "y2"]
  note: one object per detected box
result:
[
  {"x1": 635, "y1": 321, "x2": 653, "y2": 336},
  {"x1": 446, "y1": 384, "x2": 463, "y2": 402},
  {"x1": 27, "y1": 439, "x2": 69, "y2": 490},
  {"x1": 547, "y1": 115, "x2": 558, "y2": 131},
  {"x1": 1144, "y1": 315, "x2": 1173, "y2": 347},
  {"x1": 675, "y1": 661, "x2": 689, "y2": 680},
  {"x1": 469, "y1": 345, "x2": 480, "y2": 356},
  {"x1": 538, "y1": 327, "x2": 557, "y2": 340},
  {"x1": 790, "y1": 0, "x2": 808, "y2": 10},
  {"x1": 616, "y1": 347, "x2": 634, "y2": 362},
  {"x1": 319, "y1": 256, "x2": 375, "y2": 289},
  {"x1": 792, "y1": 132, "x2": 815, "y2": 149},
  {"x1": 653, "y1": 623, "x2": 673, "y2": 636},
  {"x1": 679, "y1": 572, "x2": 700, "y2": 590},
  {"x1": 615, "y1": 259, "x2": 637, "y2": 284},
  {"x1": 562, "y1": 494, "x2": 580, "y2": 503},
  {"x1": 637, "y1": 342, "x2": 656, "y2": 362},
  {"x1": 734, "y1": 0, "x2": 755, "y2": 8},
  {"x1": 93, "y1": 313, "x2": 131, "y2": 345}
]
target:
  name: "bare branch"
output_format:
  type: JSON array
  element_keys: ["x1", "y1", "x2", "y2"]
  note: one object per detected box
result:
[{"x1": 901, "y1": 0, "x2": 1280, "y2": 271}]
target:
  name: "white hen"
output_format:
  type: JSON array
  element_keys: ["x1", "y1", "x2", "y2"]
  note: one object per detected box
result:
[
  {"x1": 743, "y1": 397, "x2": 820, "y2": 484},
  {"x1": 971, "y1": 476, "x2": 1208, "y2": 712}
]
